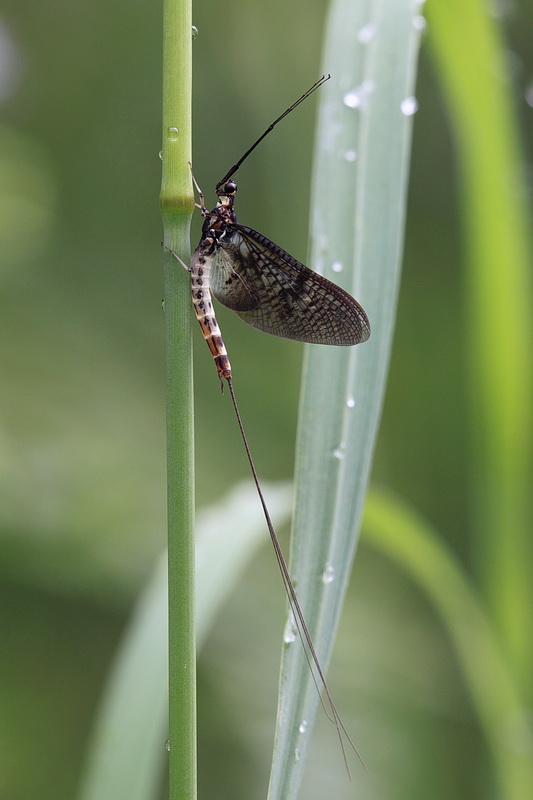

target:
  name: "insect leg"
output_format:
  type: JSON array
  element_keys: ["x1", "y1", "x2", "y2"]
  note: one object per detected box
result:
[
  {"x1": 188, "y1": 162, "x2": 206, "y2": 212},
  {"x1": 162, "y1": 243, "x2": 191, "y2": 272}
]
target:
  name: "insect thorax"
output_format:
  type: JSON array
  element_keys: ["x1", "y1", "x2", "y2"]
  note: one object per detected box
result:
[{"x1": 201, "y1": 202, "x2": 237, "y2": 244}]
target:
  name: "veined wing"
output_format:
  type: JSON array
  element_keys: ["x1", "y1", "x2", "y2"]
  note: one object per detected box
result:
[{"x1": 210, "y1": 224, "x2": 370, "y2": 346}]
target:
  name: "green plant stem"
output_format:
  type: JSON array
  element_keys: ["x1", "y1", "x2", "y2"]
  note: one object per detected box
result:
[
  {"x1": 427, "y1": 0, "x2": 533, "y2": 689},
  {"x1": 160, "y1": 1, "x2": 195, "y2": 799},
  {"x1": 364, "y1": 489, "x2": 533, "y2": 800}
]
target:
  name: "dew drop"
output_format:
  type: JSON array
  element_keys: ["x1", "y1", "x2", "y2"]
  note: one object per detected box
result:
[
  {"x1": 346, "y1": 395, "x2": 355, "y2": 408},
  {"x1": 525, "y1": 82, "x2": 533, "y2": 108},
  {"x1": 331, "y1": 261, "x2": 343, "y2": 273},
  {"x1": 158, "y1": 150, "x2": 163, "y2": 160},
  {"x1": 299, "y1": 720, "x2": 308, "y2": 734},
  {"x1": 283, "y1": 611, "x2": 297, "y2": 644},
  {"x1": 167, "y1": 126, "x2": 179, "y2": 141},
  {"x1": 344, "y1": 149, "x2": 357, "y2": 162},
  {"x1": 400, "y1": 96, "x2": 419, "y2": 116},
  {"x1": 294, "y1": 747, "x2": 300, "y2": 762},
  {"x1": 333, "y1": 442, "x2": 346, "y2": 460},
  {"x1": 284, "y1": 628, "x2": 296, "y2": 644},
  {"x1": 413, "y1": 15, "x2": 427, "y2": 32},
  {"x1": 343, "y1": 80, "x2": 374, "y2": 109},
  {"x1": 322, "y1": 563, "x2": 336, "y2": 584},
  {"x1": 191, "y1": 25, "x2": 199, "y2": 39},
  {"x1": 165, "y1": 738, "x2": 171, "y2": 752},
  {"x1": 357, "y1": 23, "x2": 376, "y2": 44},
  {"x1": 343, "y1": 91, "x2": 359, "y2": 109}
]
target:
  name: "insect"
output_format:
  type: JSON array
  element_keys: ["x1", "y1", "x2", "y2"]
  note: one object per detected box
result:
[
  {"x1": 168, "y1": 75, "x2": 369, "y2": 768},
  {"x1": 190, "y1": 77, "x2": 370, "y2": 383}
]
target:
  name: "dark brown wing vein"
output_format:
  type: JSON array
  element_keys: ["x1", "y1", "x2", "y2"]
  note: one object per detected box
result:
[{"x1": 212, "y1": 224, "x2": 370, "y2": 346}]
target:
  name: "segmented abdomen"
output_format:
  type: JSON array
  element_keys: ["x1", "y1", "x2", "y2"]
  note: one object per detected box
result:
[{"x1": 190, "y1": 246, "x2": 232, "y2": 381}]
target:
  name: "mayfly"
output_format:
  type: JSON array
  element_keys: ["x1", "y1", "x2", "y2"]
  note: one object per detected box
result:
[{"x1": 168, "y1": 75, "x2": 370, "y2": 767}]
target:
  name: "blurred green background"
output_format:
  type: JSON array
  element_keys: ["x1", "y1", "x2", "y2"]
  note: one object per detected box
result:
[{"x1": 1, "y1": 1, "x2": 531, "y2": 799}]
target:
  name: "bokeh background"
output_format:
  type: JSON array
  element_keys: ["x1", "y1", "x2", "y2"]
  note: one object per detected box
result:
[{"x1": 1, "y1": 1, "x2": 531, "y2": 799}]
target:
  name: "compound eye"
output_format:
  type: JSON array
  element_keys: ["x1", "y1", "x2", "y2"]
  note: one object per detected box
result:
[{"x1": 224, "y1": 181, "x2": 237, "y2": 194}]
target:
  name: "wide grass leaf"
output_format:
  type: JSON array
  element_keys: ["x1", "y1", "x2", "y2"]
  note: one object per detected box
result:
[{"x1": 267, "y1": 1, "x2": 424, "y2": 797}]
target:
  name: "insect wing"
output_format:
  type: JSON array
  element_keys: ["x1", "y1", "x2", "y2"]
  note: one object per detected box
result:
[
  {"x1": 208, "y1": 237, "x2": 259, "y2": 312},
  {"x1": 212, "y1": 224, "x2": 370, "y2": 346}
]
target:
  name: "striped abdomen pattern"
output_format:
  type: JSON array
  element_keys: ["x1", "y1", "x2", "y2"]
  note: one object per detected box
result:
[{"x1": 190, "y1": 243, "x2": 232, "y2": 381}]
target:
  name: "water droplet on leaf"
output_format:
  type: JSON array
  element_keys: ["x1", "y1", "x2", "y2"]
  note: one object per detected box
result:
[
  {"x1": 400, "y1": 96, "x2": 419, "y2": 116},
  {"x1": 357, "y1": 23, "x2": 376, "y2": 43},
  {"x1": 333, "y1": 443, "x2": 346, "y2": 459},
  {"x1": 343, "y1": 80, "x2": 374, "y2": 109},
  {"x1": 283, "y1": 611, "x2": 297, "y2": 644}
]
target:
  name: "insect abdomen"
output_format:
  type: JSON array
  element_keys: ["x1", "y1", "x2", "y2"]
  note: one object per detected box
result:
[{"x1": 190, "y1": 248, "x2": 232, "y2": 381}]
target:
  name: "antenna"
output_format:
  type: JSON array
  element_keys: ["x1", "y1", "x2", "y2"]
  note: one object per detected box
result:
[{"x1": 215, "y1": 74, "x2": 330, "y2": 192}]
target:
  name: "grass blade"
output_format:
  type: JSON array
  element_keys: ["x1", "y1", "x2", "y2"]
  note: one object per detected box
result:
[
  {"x1": 76, "y1": 482, "x2": 292, "y2": 800},
  {"x1": 427, "y1": 0, "x2": 533, "y2": 685},
  {"x1": 268, "y1": 1, "x2": 423, "y2": 796},
  {"x1": 364, "y1": 487, "x2": 533, "y2": 800}
]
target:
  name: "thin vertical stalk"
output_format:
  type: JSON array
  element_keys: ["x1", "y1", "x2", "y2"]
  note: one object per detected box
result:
[
  {"x1": 427, "y1": 0, "x2": 533, "y2": 689},
  {"x1": 160, "y1": 1, "x2": 195, "y2": 800}
]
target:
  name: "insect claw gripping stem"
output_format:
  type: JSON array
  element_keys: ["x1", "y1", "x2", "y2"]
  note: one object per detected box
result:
[{"x1": 188, "y1": 162, "x2": 205, "y2": 213}]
